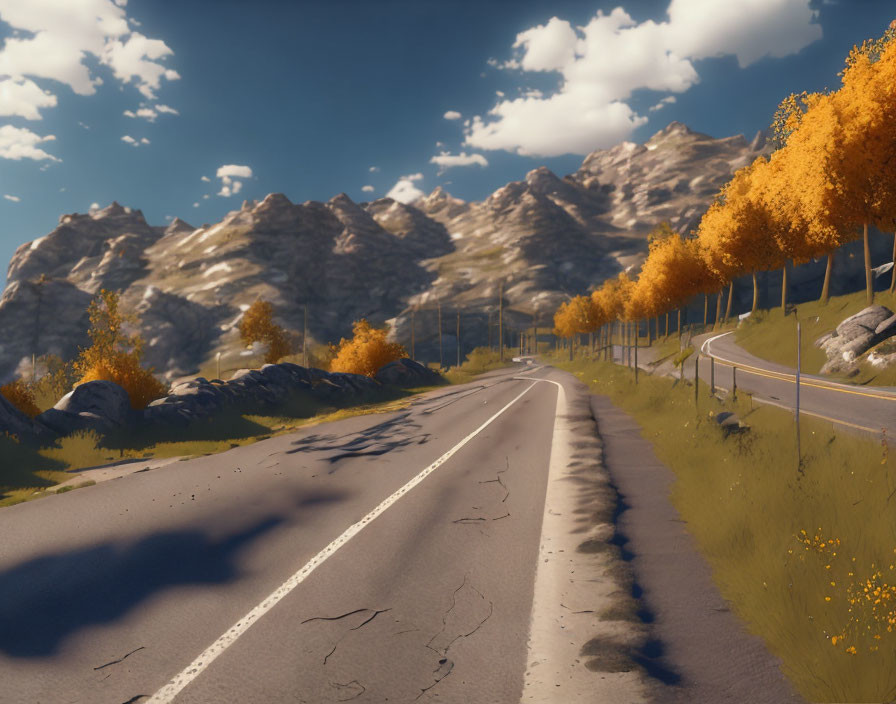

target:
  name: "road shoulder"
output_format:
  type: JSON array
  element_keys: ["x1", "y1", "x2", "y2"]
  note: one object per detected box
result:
[{"x1": 590, "y1": 392, "x2": 805, "y2": 704}]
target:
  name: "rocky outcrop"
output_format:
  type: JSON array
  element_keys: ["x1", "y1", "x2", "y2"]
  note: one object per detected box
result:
[
  {"x1": 374, "y1": 358, "x2": 443, "y2": 387},
  {"x1": 37, "y1": 380, "x2": 135, "y2": 436},
  {"x1": 0, "y1": 393, "x2": 49, "y2": 442},
  {"x1": 143, "y1": 362, "x2": 384, "y2": 429},
  {"x1": 816, "y1": 306, "x2": 896, "y2": 373}
]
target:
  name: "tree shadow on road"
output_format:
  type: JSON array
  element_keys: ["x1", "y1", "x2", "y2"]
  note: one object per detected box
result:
[{"x1": 0, "y1": 488, "x2": 348, "y2": 658}]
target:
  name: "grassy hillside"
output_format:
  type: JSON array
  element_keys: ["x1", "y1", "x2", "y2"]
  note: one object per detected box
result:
[{"x1": 735, "y1": 289, "x2": 896, "y2": 386}]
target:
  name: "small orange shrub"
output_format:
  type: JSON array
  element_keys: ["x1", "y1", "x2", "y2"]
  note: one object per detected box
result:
[
  {"x1": 239, "y1": 299, "x2": 294, "y2": 364},
  {"x1": 0, "y1": 379, "x2": 41, "y2": 418},
  {"x1": 74, "y1": 289, "x2": 167, "y2": 410},
  {"x1": 78, "y1": 354, "x2": 167, "y2": 410},
  {"x1": 329, "y1": 319, "x2": 407, "y2": 377}
]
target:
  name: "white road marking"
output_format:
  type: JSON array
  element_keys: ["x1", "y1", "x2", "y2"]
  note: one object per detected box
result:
[
  {"x1": 146, "y1": 379, "x2": 541, "y2": 703},
  {"x1": 700, "y1": 330, "x2": 734, "y2": 355}
]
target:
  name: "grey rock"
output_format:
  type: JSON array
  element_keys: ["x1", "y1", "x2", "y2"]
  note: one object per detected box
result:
[
  {"x1": 37, "y1": 380, "x2": 134, "y2": 436},
  {"x1": 818, "y1": 306, "x2": 895, "y2": 373},
  {"x1": 374, "y1": 358, "x2": 443, "y2": 387},
  {"x1": 712, "y1": 410, "x2": 748, "y2": 436},
  {"x1": 0, "y1": 393, "x2": 48, "y2": 442}
]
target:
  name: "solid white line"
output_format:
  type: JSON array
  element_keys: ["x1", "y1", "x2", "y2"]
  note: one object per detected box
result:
[
  {"x1": 700, "y1": 330, "x2": 734, "y2": 355},
  {"x1": 145, "y1": 379, "x2": 540, "y2": 704}
]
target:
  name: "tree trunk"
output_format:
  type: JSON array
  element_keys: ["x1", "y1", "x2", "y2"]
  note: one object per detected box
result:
[
  {"x1": 890, "y1": 234, "x2": 896, "y2": 294},
  {"x1": 820, "y1": 251, "x2": 834, "y2": 304},
  {"x1": 725, "y1": 281, "x2": 734, "y2": 322},
  {"x1": 781, "y1": 264, "x2": 788, "y2": 312},
  {"x1": 751, "y1": 272, "x2": 759, "y2": 314},
  {"x1": 864, "y1": 222, "x2": 873, "y2": 305},
  {"x1": 677, "y1": 309, "x2": 681, "y2": 339},
  {"x1": 714, "y1": 291, "x2": 723, "y2": 329},
  {"x1": 703, "y1": 294, "x2": 708, "y2": 328},
  {"x1": 665, "y1": 312, "x2": 669, "y2": 337}
]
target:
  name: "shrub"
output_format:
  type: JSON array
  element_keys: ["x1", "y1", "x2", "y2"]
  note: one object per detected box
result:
[
  {"x1": 32, "y1": 354, "x2": 79, "y2": 410},
  {"x1": 0, "y1": 379, "x2": 40, "y2": 418},
  {"x1": 74, "y1": 289, "x2": 167, "y2": 410},
  {"x1": 239, "y1": 299, "x2": 294, "y2": 364},
  {"x1": 329, "y1": 319, "x2": 407, "y2": 377}
]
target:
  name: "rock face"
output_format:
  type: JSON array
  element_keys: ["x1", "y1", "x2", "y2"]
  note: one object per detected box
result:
[
  {"x1": 37, "y1": 380, "x2": 135, "y2": 436},
  {"x1": 374, "y1": 358, "x2": 442, "y2": 387},
  {"x1": 816, "y1": 306, "x2": 896, "y2": 373}
]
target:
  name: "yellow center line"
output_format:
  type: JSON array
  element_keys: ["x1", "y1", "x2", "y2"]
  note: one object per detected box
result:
[{"x1": 705, "y1": 354, "x2": 896, "y2": 402}]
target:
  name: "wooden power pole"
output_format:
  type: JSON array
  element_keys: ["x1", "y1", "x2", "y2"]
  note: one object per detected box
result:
[
  {"x1": 498, "y1": 281, "x2": 504, "y2": 362},
  {"x1": 303, "y1": 303, "x2": 308, "y2": 367},
  {"x1": 438, "y1": 301, "x2": 443, "y2": 369},
  {"x1": 456, "y1": 309, "x2": 461, "y2": 367}
]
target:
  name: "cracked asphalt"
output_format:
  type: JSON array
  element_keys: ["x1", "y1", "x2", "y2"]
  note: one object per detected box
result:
[{"x1": 0, "y1": 364, "x2": 591, "y2": 703}]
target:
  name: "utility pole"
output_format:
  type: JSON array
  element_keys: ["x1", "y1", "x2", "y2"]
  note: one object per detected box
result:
[
  {"x1": 796, "y1": 322, "x2": 802, "y2": 469},
  {"x1": 438, "y1": 301, "x2": 443, "y2": 369},
  {"x1": 411, "y1": 309, "x2": 415, "y2": 361},
  {"x1": 303, "y1": 303, "x2": 308, "y2": 367},
  {"x1": 456, "y1": 309, "x2": 461, "y2": 367},
  {"x1": 498, "y1": 281, "x2": 504, "y2": 362},
  {"x1": 532, "y1": 311, "x2": 537, "y2": 356}
]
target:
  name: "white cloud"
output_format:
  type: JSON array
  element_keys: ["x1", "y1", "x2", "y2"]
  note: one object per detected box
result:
[
  {"x1": 0, "y1": 125, "x2": 59, "y2": 161},
  {"x1": 201, "y1": 175, "x2": 210, "y2": 182},
  {"x1": 3, "y1": 194, "x2": 21, "y2": 202},
  {"x1": 386, "y1": 177, "x2": 424, "y2": 204},
  {"x1": 193, "y1": 202, "x2": 199, "y2": 207},
  {"x1": 430, "y1": 151, "x2": 489, "y2": 171},
  {"x1": 123, "y1": 106, "x2": 157, "y2": 121},
  {"x1": 215, "y1": 164, "x2": 252, "y2": 197},
  {"x1": 121, "y1": 134, "x2": 137, "y2": 145},
  {"x1": 369, "y1": 165, "x2": 380, "y2": 172},
  {"x1": 403, "y1": 172, "x2": 423, "y2": 182},
  {"x1": 140, "y1": 136, "x2": 149, "y2": 144},
  {"x1": 466, "y1": 1, "x2": 821, "y2": 156},
  {"x1": 78, "y1": 121, "x2": 90, "y2": 129},
  {"x1": 649, "y1": 95, "x2": 677, "y2": 111},
  {"x1": 0, "y1": 0, "x2": 178, "y2": 143},
  {"x1": 202, "y1": 194, "x2": 210, "y2": 199},
  {"x1": 89, "y1": 202, "x2": 100, "y2": 212},
  {"x1": 443, "y1": 110, "x2": 462, "y2": 120},
  {"x1": 361, "y1": 185, "x2": 374, "y2": 193},
  {"x1": 155, "y1": 103, "x2": 178, "y2": 115},
  {"x1": 0, "y1": 78, "x2": 57, "y2": 119}
]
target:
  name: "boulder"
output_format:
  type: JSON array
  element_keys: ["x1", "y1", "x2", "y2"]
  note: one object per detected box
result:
[
  {"x1": 37, "y1": 380, "x2": 134, "y2": 436},
  {"x1": 817, "y1": 305, "x2": 895, "y2": 373},
  {"x1": 0, "y1": 393, "x2": 48, "y2": 442},
  {"x1": 712, "y1": 410, "x2": 748, "y2": 436},
  {"x1": 375, "y1": 358, "x2": 443, "y2": 387}
]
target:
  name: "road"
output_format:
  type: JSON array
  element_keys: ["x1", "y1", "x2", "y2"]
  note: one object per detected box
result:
[
  {"x1": 0, "y1": 364, "x2": 650, "y2": 704},
  {"x1": 613, "y1": 333, "x2": 896, "y2": 437}
]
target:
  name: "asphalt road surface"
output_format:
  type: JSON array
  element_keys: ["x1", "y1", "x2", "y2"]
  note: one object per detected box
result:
[
  {"x1": 614, "y1": 333, "x2": 896, "y2": 437},
  {"x1": 0, "y1": 365, "x2": 651, "y2": 704}
]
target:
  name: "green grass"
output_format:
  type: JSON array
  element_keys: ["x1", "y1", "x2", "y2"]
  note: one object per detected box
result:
[
  {"x1": 443, "y1": 346, "x2": 516, "y2": 384},
  {"x1": 735, "y1": 289, "x2": 896, "y2": 385},
  {"x1": 553, "y1": 355, "x2": 896, "y2": 702}
]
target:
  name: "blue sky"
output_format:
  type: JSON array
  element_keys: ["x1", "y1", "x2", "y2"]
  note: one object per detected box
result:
[{"x1": 0, "y1": 0, "x2": 893, "y2": 283}]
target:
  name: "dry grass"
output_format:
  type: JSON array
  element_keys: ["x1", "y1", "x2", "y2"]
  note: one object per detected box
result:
[{"x1": 553, "y1": 355, "x2": 895, "y2": 702}]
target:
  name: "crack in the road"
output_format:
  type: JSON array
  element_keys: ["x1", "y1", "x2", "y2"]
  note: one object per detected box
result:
[
  {"x1": 93, "y1": 646, "x2": 145, "y2": 671},
  {"x1": 330, "y1": 679, "x2": 366, "y2": 701},
  {"x1": 119, "y1": 696, "x2": 148, "y2": 704},
  {"x1": 415, "y1": 657, "x2": 454, "y2": 701},
  {"x1": 302, "y1": 608, "x2": 392, "y2": 665}
]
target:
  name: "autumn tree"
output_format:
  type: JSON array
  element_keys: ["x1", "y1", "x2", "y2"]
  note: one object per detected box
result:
[
  {"x1": 239, "y1": 299, "x2": 294, "y2": 364},
  {"x1": 0, "y1": 379, "x2": 40, "y2": 418},
  {"x1": 329, "y1": 319, "x2": 407, "y2": 377},
  {"x1": 76, "y1": 289, "x2": 167, "y2": 409}
]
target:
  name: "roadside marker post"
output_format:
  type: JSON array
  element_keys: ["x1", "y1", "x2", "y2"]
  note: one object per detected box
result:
[
  {"x1": 732, "y1": 366, "x2": 737, "y2": 401},
  {"x1": 796, "y1": 322, "x2": 802, "y2": 468},
  {"x1": 710, "y1": 357, "x2": 715, "y2": 395},
  {"x1": 694, "y1": 356, "x2": 699, "y2": 412}
]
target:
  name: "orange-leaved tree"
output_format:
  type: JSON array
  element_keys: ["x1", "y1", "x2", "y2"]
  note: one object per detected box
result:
[
  {"x1": 75, "y1": 289, "x2": 167, "y2": 409},
  {"x1": 239, "y1": 299, "x2": 294, "y2": 364},
  {"x1": 329, "y1": 319, "x2": 407, "y2": 377}
]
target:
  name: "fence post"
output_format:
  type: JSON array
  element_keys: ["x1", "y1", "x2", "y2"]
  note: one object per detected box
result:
[
  {"x1": 796, "y1": 322, "x2": 801, "y2": 469},
  {"x1": 732, "y1": 366, "x2": 737, "y2": 401},
  {"x1": 634, "y1": 330, "x2": 639, "y2": 383},
  {"x1": 710, "y1": 357, "x2": 715, "y2": 395},
  {"x1": 694, "y1": 355, "x2": 699, "y2": 412}
]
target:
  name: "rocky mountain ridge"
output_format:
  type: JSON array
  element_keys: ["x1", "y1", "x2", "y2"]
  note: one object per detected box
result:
[{"x1": 5, "y1": 120, "x2": 872, "y2": 382}]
